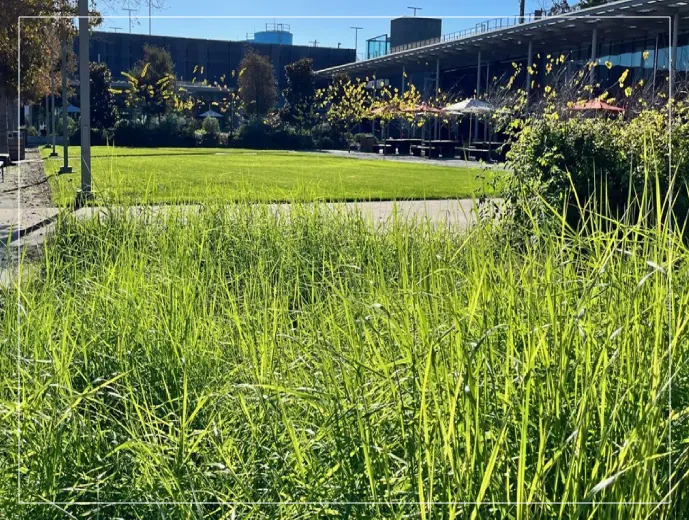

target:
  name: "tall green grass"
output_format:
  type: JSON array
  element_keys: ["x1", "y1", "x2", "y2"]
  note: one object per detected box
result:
[{"x1": 0, "y1": 199, "x2": 687, "y2": 519}]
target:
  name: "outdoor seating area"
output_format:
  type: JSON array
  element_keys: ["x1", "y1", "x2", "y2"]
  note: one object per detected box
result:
[{"x1": 353, "y1": 97, "x2": 507, "y2": 162}]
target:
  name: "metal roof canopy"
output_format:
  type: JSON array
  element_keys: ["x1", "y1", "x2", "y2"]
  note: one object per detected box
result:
[{"x1": 315, "y1": 0, "x2": 686, "y2": 77}]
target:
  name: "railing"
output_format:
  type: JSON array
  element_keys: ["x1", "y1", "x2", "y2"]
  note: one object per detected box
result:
[{"x1": 359, "y1": 12, "x2": 546, "y2": 59}]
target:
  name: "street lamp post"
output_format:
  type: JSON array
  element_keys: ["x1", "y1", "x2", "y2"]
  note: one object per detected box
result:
[
  {"x1": 351, "y1": 26, "x2": 363, "y2": 59},
  {"x1": 49, "y1": 47, "x2": 58, "y2": 157},
  {"x1": 78, "y1": 0, "x2": 92, "y2": 204},
  {"x1": 59, "y1": 39, "x2": 72, "y2": 174}
]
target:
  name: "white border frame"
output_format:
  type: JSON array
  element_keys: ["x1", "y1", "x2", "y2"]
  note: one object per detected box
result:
[{"x1": 16, "y1": 12, "x2": 675, "y2": 509}]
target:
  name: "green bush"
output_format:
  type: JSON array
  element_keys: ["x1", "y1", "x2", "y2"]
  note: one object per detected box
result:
[
  {"x1": 311, "y1": 123, "x2": 347, "y2": 150},
  {"x1": 504, "y1": 109, "x2": 689, "y2": 232},
  {"x1": 232, "y1": 119, "x2": 315, "y2": 150},
  {"x1": 112, "y1": 117, "x2": 197, "y2": 147},
  {"x1": 202, "y1": 115, "x2": 221, "y2": 135},
  {"x1": 353, "y1": 132, "x2": 376, "y2": 144}
]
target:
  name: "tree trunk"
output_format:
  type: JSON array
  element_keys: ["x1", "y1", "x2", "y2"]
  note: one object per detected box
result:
[{"x1": 0, "y1": 86, "x2": 19, "y2": 154}]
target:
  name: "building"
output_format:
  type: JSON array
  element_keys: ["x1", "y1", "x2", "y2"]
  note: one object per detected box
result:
[
  {"x1": 315, "y1": 0, "x2": 689, "y2": 104},
  {"x1": 76, "y1": 30, "x2": 355, "y2": 93}
]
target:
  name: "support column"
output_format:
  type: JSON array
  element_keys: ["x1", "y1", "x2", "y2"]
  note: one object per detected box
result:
[
  {"x1": 590, "y1": 28, "x2": 598, "y2": 84},
  {"x1": 672, "y1": 13, "x2": 679, "y2": 89},
  {"x1": 435, "y1": 58, "x2": 440, "y2": 140},
  {"x1": 652, "y1": 33, "x2": 659, "y2": 99},
  {"x1": 474, "y1": 51, "x2": 481, "y2": 141},
  {"x1": 59, "y1": 39, "x2": 72, "y2": 174},
  {"x1": 401, "y1": 65, "x2": 406, "y2": 95},
  {"x1": 526, "y1": 40, "x2": 533, "y2": 101}
]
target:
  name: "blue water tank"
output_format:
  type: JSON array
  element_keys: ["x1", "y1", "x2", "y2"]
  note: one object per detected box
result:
[{"x1": 253, "y1": 23, "x2": 293, "y2": 45}]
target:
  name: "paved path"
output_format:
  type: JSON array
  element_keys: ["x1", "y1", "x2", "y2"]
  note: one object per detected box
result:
[{"x1": 319, "y1": 149, "x2": 510, "y2": 170}]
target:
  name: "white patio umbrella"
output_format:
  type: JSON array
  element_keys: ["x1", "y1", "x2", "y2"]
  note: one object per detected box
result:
[
  {"x1": 443, "y1": 98, "x2": 495, "y2": 115},
  {"x1": 443, "y1": 98, "x2": 497, "y2": 158}
]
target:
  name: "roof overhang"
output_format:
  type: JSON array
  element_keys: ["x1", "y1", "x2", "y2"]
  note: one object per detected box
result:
[{"x1": 315, "y1": 0, "x2": 687, "y2": 77}]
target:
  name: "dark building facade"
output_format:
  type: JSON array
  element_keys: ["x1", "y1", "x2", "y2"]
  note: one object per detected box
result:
[
  {"x1": 75, "y1": 31, "x2": 355, "y2": 90},
  {"x1": 389, "y1": 17, "x2": 442, "y2": 52}
]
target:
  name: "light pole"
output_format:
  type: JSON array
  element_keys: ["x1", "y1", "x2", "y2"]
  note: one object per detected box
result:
[
  {"x1": 111, "y1": 26, "x2": 122, "y2": 33},
  {"x1": 59, "y1": 39, "x2": 72, "y2": 174},
  {"x1": 49, "y1": 47, "x2": 58, "y2": 157},
  {"x1": 407, "y1": 6, "x2": 422, "y2": 16},
  {"x1": 124, "y1": 7, "x2": 136, "y2": 33},
  {"x1": 78, "y1": 0, "x2": 92, "y2": 203},
  {"x1": 351, "y1": 26, "x2": 363, "y2": 59}
]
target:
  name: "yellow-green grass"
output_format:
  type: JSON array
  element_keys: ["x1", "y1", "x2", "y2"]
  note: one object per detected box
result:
[
  {"x1": 41, "y1": 146, "x2": 498, "y2": 206},
  {"x1": 1, "y1": 200, "x2": 687, "y2": 518}
]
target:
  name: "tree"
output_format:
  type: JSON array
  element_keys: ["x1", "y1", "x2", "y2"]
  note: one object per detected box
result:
[
  {"x1": 0, "y1": 1, "x2": 67, "y2": 152},
  {"x1": 237, "y1": 48, "x2": 278, "y2": 119},
  {"x1": 125, "y1": 44, "x2": 176, "y2": 122},
  {"x1": 575, "y1": 0, "x2": 610, "y2": 8},
  {"x1": 281, "y1": 58, "x2": 315, "y2": 127},
  {"x1": 89, "y1": 62, "x2": 118, "y2": 131}
]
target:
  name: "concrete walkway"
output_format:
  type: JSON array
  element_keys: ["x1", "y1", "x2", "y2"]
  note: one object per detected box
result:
[{"x1": 319, "y1": 149, "x2": 510, "y2": 170}]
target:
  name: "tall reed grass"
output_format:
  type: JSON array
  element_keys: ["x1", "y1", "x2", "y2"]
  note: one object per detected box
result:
[{"x1": 0, "y1": 196, "x2": 687, "y2": 519}]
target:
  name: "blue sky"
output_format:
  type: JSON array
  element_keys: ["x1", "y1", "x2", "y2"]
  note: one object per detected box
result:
[{"x1": 96, "y1": 0, "x2": 544, "y2": 51}]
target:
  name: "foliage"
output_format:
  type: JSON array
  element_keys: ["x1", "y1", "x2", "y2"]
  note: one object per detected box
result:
[
  {"x1": 237, "y1": 49, "x2": 278, "y2": 119},
  {"x1": 0, "y1": 0, "x2": 91, "y2": 101},
  {"x1": 124, "y1": 44, "x2": 176, "y2": 122},
  {"x1": 111, "y1": 116, "x2": 197, "y2": 147},
  {"x1": 232, "y1": 119, "x2": 313, "y2": 150},
  {"x1": 89, "y1": 62, "x2": 118, "y2": 132},
  {"x1": 311, "y1": 122, "x2": 347, "y2": 150},
  {"x1": 281, "y1": 58, "x2": 316, "y2": 128},
  {"x1": 485, "y1": 49, "x2": 689, "y2": 235},
  {"x1": 201, "y1": 115, "x2": 220, "y2": 134}
]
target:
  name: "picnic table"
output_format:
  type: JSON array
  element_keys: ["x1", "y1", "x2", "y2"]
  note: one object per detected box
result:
[
  {"x1": 386, "y1": 138, "x2": 423, "y2": 155},
  {"x1": 373, "y1": 142, "x2": 394, "y2": 155}
]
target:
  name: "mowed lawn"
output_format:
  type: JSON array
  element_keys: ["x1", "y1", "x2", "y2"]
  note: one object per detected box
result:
[{"x1": 41, "y1": 146, "x2": 498, "y2": 205}]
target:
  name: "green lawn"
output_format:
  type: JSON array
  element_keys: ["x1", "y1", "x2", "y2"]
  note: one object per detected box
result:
[{"x1": 41, "y1": 146, "x2": 497, "y2": 206}]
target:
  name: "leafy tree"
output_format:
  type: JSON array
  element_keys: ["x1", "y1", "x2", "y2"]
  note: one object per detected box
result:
[
  {"x1": 0, "y1": 0, "x2": 92, "y2": 153},
  {"x1": 89, "y1": 62, "x2": 118, "y2": 131},
  {"x1": 125, "y1": 44, "x2": 176, "y2": 123},
  {"x1": 575, "y1": 0, "x2": 610, "y2": 8},
  {"x1": 281, "y1": 58, "x2": 315, "y2": 127},
  {"x1": 237, "y1": 48, "x2": 278, "y2": 119}
]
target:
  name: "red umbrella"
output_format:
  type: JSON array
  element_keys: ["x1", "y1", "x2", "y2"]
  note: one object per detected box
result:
[{"x1": 570, "y1": 99, "x2": 624, "y2": 112}]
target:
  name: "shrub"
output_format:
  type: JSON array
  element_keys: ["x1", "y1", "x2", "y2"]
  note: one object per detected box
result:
[
  {"x1": 312, "y1": 122, "x2": 347, "y2": 150},
  {"x1": 353, "y1": 132, "x2": 376, "y2": 144},
  {"x1": 202, "y1": 115, "x2": 221, "y2": 135},
  {"x1": 112, "y1": 117, "x2": 197, "y2": 147},
  {"x1": 503, "y1": 109, "x2": 689, "y2": 233},
  {"x1": 232, "y1": 119, "x2": 315, "y2": 150},
  {"x1": 26, "y1": 125, "x2": 38, "y2": 137}
]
